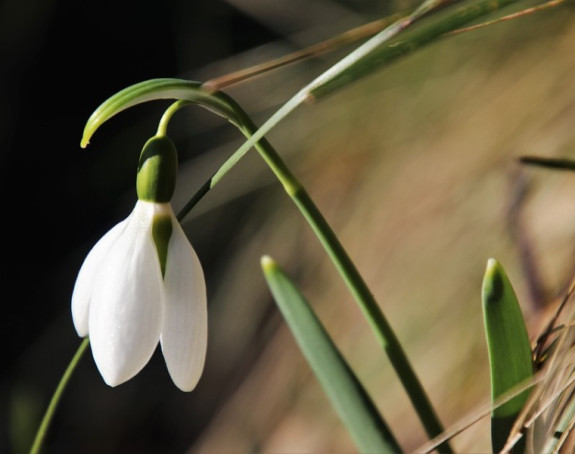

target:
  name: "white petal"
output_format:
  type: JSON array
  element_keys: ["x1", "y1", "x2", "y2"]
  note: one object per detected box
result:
[
  {"x1": 89, "y1": 201, "x2": 165, "y2": 387},
  {"x1": 161, "y1": 213, "x2": 207, "y2": 392},
  {"x1": 71, "y1": 220, "x2": 127, "y2": 337}
]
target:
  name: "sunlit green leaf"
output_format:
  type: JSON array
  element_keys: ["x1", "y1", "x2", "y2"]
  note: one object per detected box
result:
[
  {"x1": 482, "y1": 258, "x2": 534, "y2": 453},
  {"x1": 261, "y1": 256, "x2": 401, "y2": 454}
]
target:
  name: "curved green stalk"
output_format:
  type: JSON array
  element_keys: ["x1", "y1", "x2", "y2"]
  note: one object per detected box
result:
[
  {"x1": 310, "y1": 0, "x2": 524, "y2": 99},
  {"x1": 222, "y1": 99, "x2": 451, "y2": 451},
  {"x1": 29, "y1": 338, "x2": 90, "y2": 454},
  {"x1": 145, "y1": 95, "x2": 451, "y2": 447},
  {"x1": 157, "y1": 100, "x2": 193, "y2": 136}
]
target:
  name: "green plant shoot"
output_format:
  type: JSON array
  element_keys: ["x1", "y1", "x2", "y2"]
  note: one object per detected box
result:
[{"x1": 482, "y1": 258, "x2": 534, "y2": 452}]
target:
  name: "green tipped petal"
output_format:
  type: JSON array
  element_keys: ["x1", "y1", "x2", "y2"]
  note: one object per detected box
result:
[
  {"x1": 152, "y1": 213, "x2": 173, "y2": 278},
  {"x1": 482, "y1": 258, "x2": 534, "y2": 453}
]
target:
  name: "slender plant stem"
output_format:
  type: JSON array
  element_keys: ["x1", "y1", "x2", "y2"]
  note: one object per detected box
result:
[
  {"x1": 157, "y1": 100, "x2": 193, "y2": 136},
  {"x1": 203, "y1": 13, "x2": 404, "y2": 91},
  {"x1": 185, "y1": 97, "x2": 450, "y2": 450},
  {"x1": 205, "y1": 0, "x2": 562, "y2": 92},
  {"x1": 254, "y1": 138, "x2": 450, "y2": 452},
  {"x1": 29, "y1": 338, "x2": 90, "y2": 454}
]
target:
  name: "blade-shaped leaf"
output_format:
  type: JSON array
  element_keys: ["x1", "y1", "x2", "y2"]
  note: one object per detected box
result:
[
  {"x1": 310, "y1": 0, "x2": 523, "y2": 100},
  {"x1": 482, "y1": 258, "x2": 534, "y2": 453},
  {"x1": 261, "y1": 256, "x2": 401, "y2": 454}
]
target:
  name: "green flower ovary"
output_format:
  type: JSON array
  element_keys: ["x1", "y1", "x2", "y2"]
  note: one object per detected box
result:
[{"x1": 137, "y1": 135, "x2": 178, "y2": 203}]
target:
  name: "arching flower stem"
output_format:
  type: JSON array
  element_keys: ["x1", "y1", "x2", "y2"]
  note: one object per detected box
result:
[
  {"x1": 171, "y1": 98, "x2": 450, "y2": 449},
  {"x1": 29, "y1": 338, "x2": 90, "y2": 454},
  {"x1": 156, "y1": 100, "x2": 193, "y2": 137}
]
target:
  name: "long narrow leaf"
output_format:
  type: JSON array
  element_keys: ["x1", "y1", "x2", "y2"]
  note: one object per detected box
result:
[
  {"x1": 310, "y1": 0, "x2": 524, "y2": 99},
  {"x1": 482, "y1": 258, "x2": 534, "y2": 453},
  {"x1": 261, "y1": 256, "x2": 402, "y2": 454},
  {"x1": 80, "y1": 78, "x2": 241, "y2": 148}
]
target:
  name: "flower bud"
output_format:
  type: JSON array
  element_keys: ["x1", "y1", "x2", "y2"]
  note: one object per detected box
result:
[{"x1": 137, "y1": 135, "x2": 178, "y2": 203}]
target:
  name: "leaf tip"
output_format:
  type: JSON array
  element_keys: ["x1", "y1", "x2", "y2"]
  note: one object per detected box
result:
[
  {"x1": 260, "y1": 255, "x2": 276, "y2": 271},
  {"x1": 483, "y1": 258, "x2": 504, "y2": 305},
  {"x1": 80, "y1": 123, "x2": 94, "y2": 148}
]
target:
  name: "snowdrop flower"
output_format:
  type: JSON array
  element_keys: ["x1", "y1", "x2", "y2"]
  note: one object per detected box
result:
[{"x1": 72, "y1": 135, "x2": 207, "y2": 391}]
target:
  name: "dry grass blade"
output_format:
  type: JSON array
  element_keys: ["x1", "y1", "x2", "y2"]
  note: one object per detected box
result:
[
  {"x1": 534, "y1": 277, "x2": 575, "y2": 368},
  {"x1": 520, "y1": 156, "x2": 575, "y2": 172},
  {"x1": 446, "y1": 0, "x2": 570, "y2": 36},
  {"x1": 416, "y1": 376, "x2": 541, "y2": 453},
  {"x1": 203, "y1": 14, "x2": 402, "y2": 91},
  {"x1": 552, "y1": 394, "x2": 575, "y2": 452},
  {"x1": 502, "y1": 274, "x2": 575, "y2": 452},
  {"x1": 203, "y1": 0, "x2": 569, "y2": 93}
]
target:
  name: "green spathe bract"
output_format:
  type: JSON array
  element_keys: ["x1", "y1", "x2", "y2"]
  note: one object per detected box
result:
[
  {"x1": 482, "y1": 258, "x2": 534, "y2": 453},
  {"x1": 137, "y1": 135, "x2": 178, "y2": 203}
]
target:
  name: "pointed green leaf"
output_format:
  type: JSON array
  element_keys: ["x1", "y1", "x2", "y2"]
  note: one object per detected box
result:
[
  {"x1": 261, "y1": 256, "x2": 401, "y2": 454},
  {"x1": 482, "y1": 258, "x2": 534, "y2": 453}
]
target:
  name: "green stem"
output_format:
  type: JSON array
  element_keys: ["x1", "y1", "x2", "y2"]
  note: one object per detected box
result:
[
  {"x1": 181, "y1": 97, "x2": 450, "y2": 450},
  {"x1": 157, "y1": 100, "x2": 193, "y2": 136},
  {"x1": 252, "y1": 131, "x2": 450, "y2": 452},
  {"x1": 29, "y1": 338, "x2": 90, "y2": 454}
]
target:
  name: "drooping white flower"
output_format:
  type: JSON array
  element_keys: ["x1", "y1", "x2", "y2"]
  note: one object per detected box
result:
[{"x1": 71, "y1": 135, "x2": 207, "y2": 391}]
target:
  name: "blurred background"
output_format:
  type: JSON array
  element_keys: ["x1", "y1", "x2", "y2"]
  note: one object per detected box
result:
[{"x1": 2, "y1": 0, "x2": 575, "y2": 452}]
